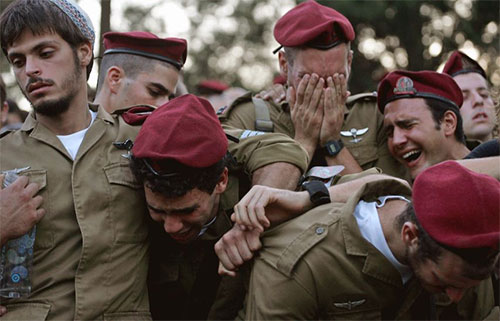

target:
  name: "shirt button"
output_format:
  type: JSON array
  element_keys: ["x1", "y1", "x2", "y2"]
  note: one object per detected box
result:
[{"x1": 315, "y1": 227, "x2": 325, "y2": 235}]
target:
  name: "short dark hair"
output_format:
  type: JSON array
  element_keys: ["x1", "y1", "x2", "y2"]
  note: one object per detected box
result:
[
  {"x1": 0, "y1": 0, "x2": 94, "y2": 79},
  {"x1": 130, "y1": 155, "x2": 228, "y2": 198},
  {"x1": 396, "y1": 203, "x2": 498, "y2": 280},
  {"x1": 424, "y1": 98, "x2": 466, "y2": 144},
  {"x1": 96, "y1": 54, "x2": 176, "y2": 94}
]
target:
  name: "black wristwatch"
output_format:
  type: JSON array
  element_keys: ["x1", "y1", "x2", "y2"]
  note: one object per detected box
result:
[
  {"x1": 302, "y1": 180, "x2": 331, "y2": 206},
  {"x1": 322, "y1": 140, "x2": 344, "y2": 157}
]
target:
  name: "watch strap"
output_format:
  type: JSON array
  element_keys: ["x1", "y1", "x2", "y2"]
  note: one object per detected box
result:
[{"x1": 302, "y1": 180, "x2": 331, "y2": 206}]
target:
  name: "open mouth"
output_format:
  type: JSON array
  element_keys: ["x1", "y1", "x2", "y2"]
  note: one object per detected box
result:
[{"x1": 402, "y1": 150, "x2": 421, "y2": 164}]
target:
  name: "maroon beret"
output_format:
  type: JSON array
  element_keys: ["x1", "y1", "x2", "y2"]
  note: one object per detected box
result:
[
  {"x1": 442, "y1": 51, "x2": 487, "y2": 79},
  {"x1": 198, "y1": 80, "x2": 229, "y2": 93},
  {"x1": 413, "y1": 161, "x2": 500, "y2": 250},
  {"x1": 273, "y1": 0, "x2": 355, "y2": 53},
  {"x1": 377, "y1": 70, "x2": 463, "y2": 113},
  {"x1": 103, "y1": 31, "x2": 187, "y2": 70},
  {"x1": 273, "y1": 74, "x2": 287, "y2": 85},
  {"x1": 132, "y1": 94, "x2": 228, "y2": 168}
]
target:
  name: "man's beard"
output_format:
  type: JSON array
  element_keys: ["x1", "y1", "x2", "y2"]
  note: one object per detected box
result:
[{"x1": 24, "y1": 52, "x2": 82, "y2": 117}]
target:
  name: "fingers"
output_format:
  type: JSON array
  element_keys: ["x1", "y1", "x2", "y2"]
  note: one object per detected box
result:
[
  {"x1": 287, "y1": 86, "x2": 296, "y2": 113},
  {"x1": 218, "y1": 262, "x2": 236, "y2": 277},
  {"x1": 215, "y1": 225, "x2": 261, "y2": 274},
  {"x1": 0, "y1": 305, "x2": 6, "y2": 317},
  {"x1": 295, "y1": 74, "x2": 310, "y2": 107}
]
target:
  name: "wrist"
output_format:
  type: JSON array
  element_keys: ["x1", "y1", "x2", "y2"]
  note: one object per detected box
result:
[{"x1": 320, "y1": 139, "x2": 344, "y2": 158}]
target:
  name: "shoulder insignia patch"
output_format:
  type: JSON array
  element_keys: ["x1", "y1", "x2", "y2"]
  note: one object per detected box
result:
[{"x1": 240, "y1": 130, "x2": 265, "y2": 139}]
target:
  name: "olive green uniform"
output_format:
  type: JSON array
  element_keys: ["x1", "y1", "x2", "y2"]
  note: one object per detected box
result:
[
  {"x1": 243, "y1": 178, "x2": 497, "y2": 320},
  {"x1": 219, "y1": 92, "x2": 409, "y2": 180},
  {"x1": 147, "y1": 128, "x2": 310, "y2": 320},
  {"x1": 0, "y1": 105, "x2": 151, "y2": 320}
]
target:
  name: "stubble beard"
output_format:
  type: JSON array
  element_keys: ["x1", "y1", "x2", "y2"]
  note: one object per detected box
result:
[{"x1": 25, "y1": 51, "x2": 82, "y2": 117}]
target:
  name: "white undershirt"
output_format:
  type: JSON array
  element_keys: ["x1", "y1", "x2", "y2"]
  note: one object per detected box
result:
[
  {"x1": 57, "y1": 110, "x2": 97, "y2": 160},
  {"x1": 354, "y1": 195, "x2": 413, "y2": 284}
]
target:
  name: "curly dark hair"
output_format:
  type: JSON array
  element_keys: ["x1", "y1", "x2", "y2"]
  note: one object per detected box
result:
[{"x1": 130, "y1": 154, "x2": 229, "y2": 198}]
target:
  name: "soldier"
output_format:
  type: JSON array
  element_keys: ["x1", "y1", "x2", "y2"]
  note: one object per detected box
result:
[
  {"x1": 93, "y1": 31, "x2": 187, "y2": 113},
  {"x1": 232, "y1": 160, "x2": 499, "y2": 320},
  {"x1": 378, "y1": 70, "x2": 471, "y2": 180},
  {"x1": 130, "y1": 94, "x2": 308, "y2": 320},
  {"x1": 0, "y1": 0, "x2": 152, "y2": 318},
  {"x1": 219, "y1": 0, "x2": 407, "y2": 181},
  {"x1": 442, "y1": 51, "x2": 497, "y2": 148}
]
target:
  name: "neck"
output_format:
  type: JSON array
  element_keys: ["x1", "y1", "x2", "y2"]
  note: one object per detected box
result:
[
  {"x1": 36, "y1": 81, "x2": 91, "y2": 135},
  {"x1": 93, "y1": 89, "x2": 112, "y2": 113},
  {"x1": 378, "y1": 199, "x2": 409, "y2": 265},
  {"x1": 448, "y1": 140, "x2": 470, "y2": 160}
]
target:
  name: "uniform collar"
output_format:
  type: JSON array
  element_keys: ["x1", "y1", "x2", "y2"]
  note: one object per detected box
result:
[
  {"x1": 341, "y1": 178, "x2": 412, "y2": 288},
  {"x1": 20, "y1": 103, "x2": 113, "y2": 132}
]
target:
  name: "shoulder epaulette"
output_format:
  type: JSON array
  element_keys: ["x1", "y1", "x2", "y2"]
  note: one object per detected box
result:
[
  {"x1": 346, "y1": 91, "x2": 377, "y2": 107},
  {"x1": 216, "y1": 91, "x2": 253, "y2": 118}
]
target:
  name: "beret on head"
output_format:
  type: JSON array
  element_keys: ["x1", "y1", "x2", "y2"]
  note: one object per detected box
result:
[
  {"x1": 103, "y1": 31, "x2": 187, "y2": 70},
  {"x1": 442, "y1": 51, "x2": 487, "y2": 79},
  {"x1": 197, "y1": 80, "x2": 229, "y2": 94},
  {"x1": 273, "y1": 0, "x2": 354, "y2": 53},
  {"x1": 132, "y1": 94, "x2": 228, "y2": 168},
  {"x1": 413, "y1": 161, "x2": 500, "y2": 250},
  {"x1": 377, "y1": 70, "x2": 463, "y2": 113}
]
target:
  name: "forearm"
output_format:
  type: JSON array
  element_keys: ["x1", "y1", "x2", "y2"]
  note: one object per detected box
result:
[
  {"x1": 324, "y1": 147, "x2": 363, "y2": 175},
  {"x1": 252, "y1": 162, "x2": 301, "y2": 190},
  {"x1": 456, "y1": 156, "x2": 500, "y2": 180}
]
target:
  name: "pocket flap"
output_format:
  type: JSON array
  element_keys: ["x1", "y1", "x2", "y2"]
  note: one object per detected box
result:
[
  {"x1": 104, "y1": 162, "x2": 141, "y2": 189},
  {"x1": 22, "y1": 170, "x2": 47, "y2": 191},
  {"x1": 2, "y1": 302, "x2": 51, "y2": 320}
]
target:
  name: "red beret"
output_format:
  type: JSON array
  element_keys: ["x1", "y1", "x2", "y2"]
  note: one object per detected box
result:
[
  {"x1": 377, "y1": 70, "x2": 463, "y2": 113},
  {"x1": 273, "y1": 74, "x2": 287, "y2": 85},
  {"x1": 442, "y1": 51, "x2": 486, "y2": 79},
  {"x1": 273, "y1": 0, "x2": 354, "y2": 53},
  {"x1": 413, "y1": 161, "x2": 500, "y2": 250},
  {"x1": 103, "y1": 31, "x2": 187, "y2": 70},
  {"x1": 198, "y1": 80, "x2": 229, "y2": 93},
  {"x1": 132, "y1": 94, "x2": 228, "y2": 168}
]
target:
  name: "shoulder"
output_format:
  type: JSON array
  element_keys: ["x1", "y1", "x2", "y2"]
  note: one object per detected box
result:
[
  {"x1": 346, "y1": 91, "x2": 377, "y2": 107},
  {"x1": 216, "y1": 91, "x2": 255, "y2": 119},
  {"x1": 259, "y1": 204, "x2": 343, "y2": 276}
]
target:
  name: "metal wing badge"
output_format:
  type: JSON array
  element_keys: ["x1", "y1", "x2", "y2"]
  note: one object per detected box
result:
[{"x1": 340, "y1": 127, "x2": 369, "y2": 143}]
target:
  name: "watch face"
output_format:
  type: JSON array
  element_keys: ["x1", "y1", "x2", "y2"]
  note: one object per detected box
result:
[{"x1": 326, "y1": 143, "x2": 339, "y2": 154}]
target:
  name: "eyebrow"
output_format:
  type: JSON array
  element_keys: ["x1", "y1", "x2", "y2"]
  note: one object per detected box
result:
[
  {"x1": 147, "y1": 203, "x2": 199, "y2": 215},
  {"x1": 148, "y1": 82, "x2": 171, "y2": 96},
  {"x1": 8, "y1": 40, "x2": 58, "y2": 60}
]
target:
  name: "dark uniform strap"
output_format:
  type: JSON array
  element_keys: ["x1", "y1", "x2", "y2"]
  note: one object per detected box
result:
[{"x1": 252, "y1": 97, "x2": 274, "y2": 132}]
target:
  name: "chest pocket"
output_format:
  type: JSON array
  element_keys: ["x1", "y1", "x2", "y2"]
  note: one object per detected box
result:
[
  {"x1": 103, "y1": 163, "x2": 147, "y2": 243},
  {"x1": 23, "y1": 170, "x2": 52, "y2": 249}
]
